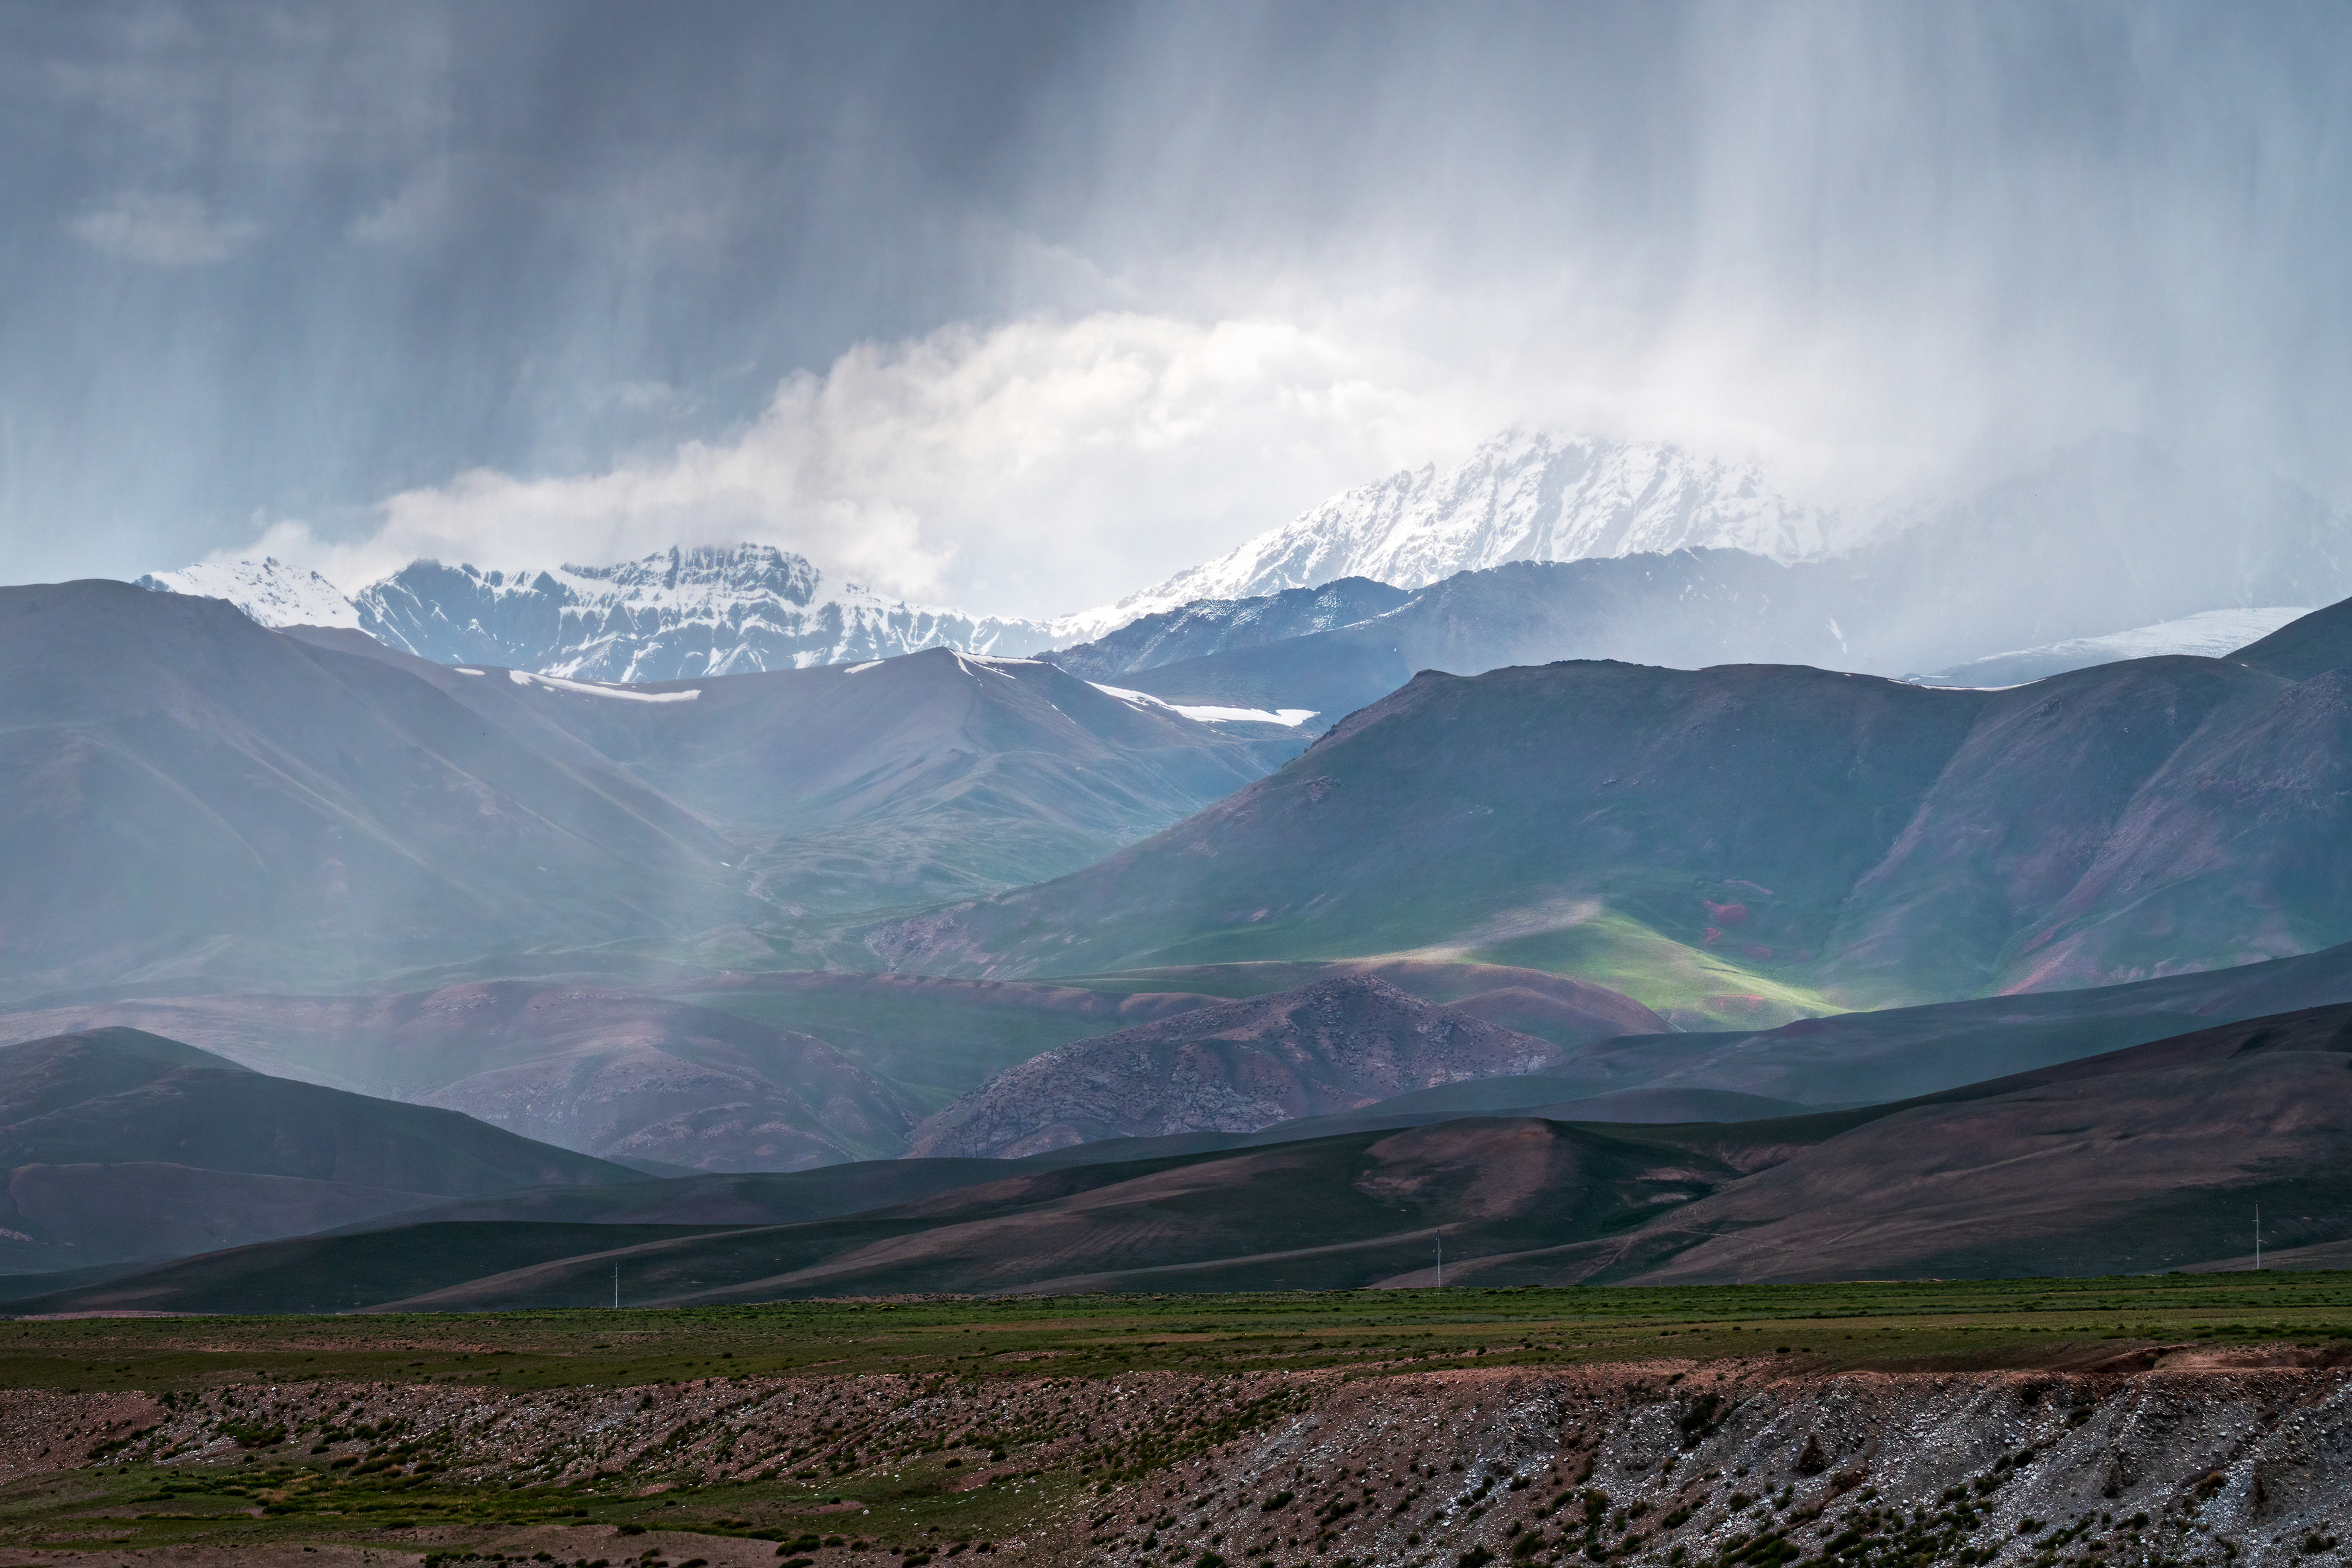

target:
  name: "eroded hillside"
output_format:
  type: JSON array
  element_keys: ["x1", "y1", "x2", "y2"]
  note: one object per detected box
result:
[{"x1": 0, "y1": 1356, "x2": 2345, "y2": 1567}]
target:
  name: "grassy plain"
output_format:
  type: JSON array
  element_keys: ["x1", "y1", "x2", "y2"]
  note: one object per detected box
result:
[{"x1": 5, "y1": 1271, "x2": 2351, "y2": 1394}]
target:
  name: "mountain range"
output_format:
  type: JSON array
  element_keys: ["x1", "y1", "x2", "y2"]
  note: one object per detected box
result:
[
  {"x1": 143, "y1": 543, "x2": 1058, "y2": 681},
  {"x1": 866, "y1": 597, "x2": 2352, "y2": 1018},
  {"x1": 18, "y1": 987, "x2": 2352, "y2": 1311},
  {"x1": 27, "y1": 425, "x2": 2352, "y2": 1305},
  {"x1": 142, "y1": 434, "x2": 2352, "y2": 707},
  {"x1": 0, "y1": 580, "x2": 1299, "y2": 998}
]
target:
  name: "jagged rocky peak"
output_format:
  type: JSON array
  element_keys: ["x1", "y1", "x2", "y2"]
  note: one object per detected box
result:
[
  {"x1": 352, "y1": 542, "x2": 1058, "y2": 681},
  {"x1": 554, "y1": 541, "x2": 823, "y2": 607}
]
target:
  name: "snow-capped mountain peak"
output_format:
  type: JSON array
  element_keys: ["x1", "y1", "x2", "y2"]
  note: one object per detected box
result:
[
  {"x1": 134, "y1": 558, "x2": 363, "y2": 629},
  {"x1": 1052, "y1": 429, "x2": 1847, "y2": 642},
  {"x1": 354, "y1": 543, "x2": 1056, "y2": 681},
  {"x1": 138, "y1": 542, "x2": 1058, "y2": 682}
]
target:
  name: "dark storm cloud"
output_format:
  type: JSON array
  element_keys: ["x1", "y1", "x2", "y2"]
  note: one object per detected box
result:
[
  {"x1": 2, "y1": 1, "x2": 2349, "y2": 611},
  {"x1": 0, "y1": 1, "x2": 1114, "y2": 579}
]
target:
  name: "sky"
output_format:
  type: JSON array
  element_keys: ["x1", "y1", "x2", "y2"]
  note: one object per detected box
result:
[{"x1": 1, "y1": 0, "x2": 2349, "y2": 619}]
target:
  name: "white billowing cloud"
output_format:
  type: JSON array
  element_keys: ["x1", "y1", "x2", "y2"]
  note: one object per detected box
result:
[
  {"x1": 255, "y1": 308, "x2": 1508, "y2": 618},
  {"x1": 68, "y1": 191, "x2": 258, "y2": 266}
]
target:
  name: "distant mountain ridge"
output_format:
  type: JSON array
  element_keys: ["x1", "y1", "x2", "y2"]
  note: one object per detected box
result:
[
  {"x1": 139, "y1": 435, "x2": 2352, "y2": 699},
  {"x1": 144, "y1": 543, "x2": 1058, "y2": 681}
]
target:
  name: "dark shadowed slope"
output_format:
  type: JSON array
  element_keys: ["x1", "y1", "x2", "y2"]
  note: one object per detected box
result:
[
  {"x1": 344, "y1": 1119, "x2": 1759, "y2": 1312},
  {"x1": 340, "y1": 998, "x2": 2352, "y2": 1295},
  {"x1": 905, "y1": 975, "x2": 1579, "y2": 1158},
  {"x1": 0, "y1": 1028, "x2": 634, "y2": 1270},
  {"x1": 0, "y1": 986, "x2": 919, "y2": 1173},
  {"x1": 869, "y1": 617, "x2": 2352, "y2": 1008},
  {"x1": 1554, "y1": 1002, "x2": 2352, "y2": 1287}
]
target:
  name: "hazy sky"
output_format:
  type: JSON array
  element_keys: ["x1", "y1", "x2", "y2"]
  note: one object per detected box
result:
[{"x1": 3, "y1": 1, "x2": 2349, "y2": 617}]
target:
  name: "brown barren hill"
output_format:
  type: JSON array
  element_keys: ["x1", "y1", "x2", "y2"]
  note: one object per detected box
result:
[
  {"x1": 906, "y1": 975, "x2": 1565, "y2": 1158},
  {"x1": 1446, "y1": 1001, "x2": 2352, "y2": 1287}
]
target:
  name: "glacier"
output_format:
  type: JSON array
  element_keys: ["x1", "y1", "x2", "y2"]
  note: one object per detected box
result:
[{"x1": 1912, "y1": 606, "x2": 2317, "y2": 687}]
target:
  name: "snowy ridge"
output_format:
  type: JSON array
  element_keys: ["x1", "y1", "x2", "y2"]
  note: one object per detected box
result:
[
  {"x1": 354, "y1": 544, "x2": 1059, "y2": 681},
  {"x1": 134, "y1": 558, "x2": 363, "y2": 629},
  {"x1": 138, "y1": 543, "x2": 1058, "y2": 682},
  {"x1": 1054, "y1": 429, "x2": 1849, "y2": 641}
]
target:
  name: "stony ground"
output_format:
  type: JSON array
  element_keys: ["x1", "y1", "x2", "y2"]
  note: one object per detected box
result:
[{"x1": 0, "y1": 1353, "x2": 2344, "y2": 1568}]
